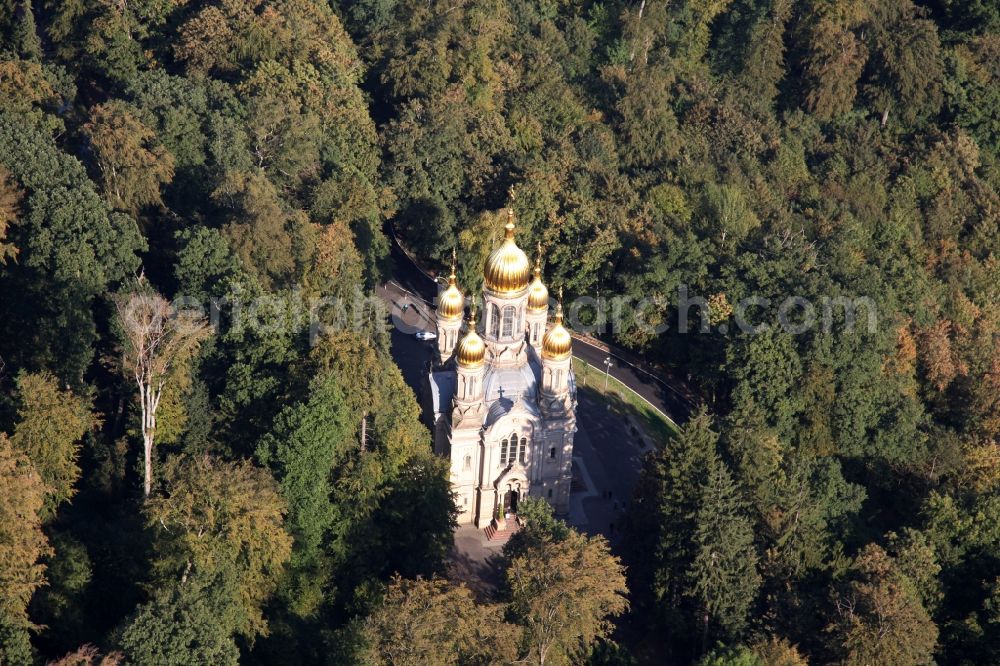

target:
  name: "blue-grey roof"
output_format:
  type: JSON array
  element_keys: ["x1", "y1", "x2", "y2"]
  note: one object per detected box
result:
[
  {"x1": 486, "y1": 397, "x2": 514, "y2": 427},
  {"x1": 482, "y1": 359, "x2": 540, "y2": 405},
  {"x1": 428, "y1": 349, "x2": 552, "y2": 427},
  {"x1": 428, "y1": 370, "x2": 455, "y2": 417}
]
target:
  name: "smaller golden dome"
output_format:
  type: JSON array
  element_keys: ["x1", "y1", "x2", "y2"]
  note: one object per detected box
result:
[
  {"x1": 527, "y1": 242, "x2": 549, "y2": 312},
  {"x1": 437, "y1": 250, "x2": 464, "y2": 320},
  {"x1": 542, "y1": 291, "x2": 572, "y2": 361},
  {"x1": 483, "y1": 209, "x2": 531, "y2": 294},
  {"x1": 456, "y1": 311, "x2": 485, "y2": 369}
]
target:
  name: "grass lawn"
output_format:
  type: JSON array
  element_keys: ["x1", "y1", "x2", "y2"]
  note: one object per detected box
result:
[{"x1": 573, "y1": 357, "x2": 680, "y2": 446}]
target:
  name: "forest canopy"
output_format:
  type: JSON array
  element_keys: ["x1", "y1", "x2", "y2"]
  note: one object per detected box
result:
[{"x1": 1, "y1": 0, "x2": 999, "y2": 664}]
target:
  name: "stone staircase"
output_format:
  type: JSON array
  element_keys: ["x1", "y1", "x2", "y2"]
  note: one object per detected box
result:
[{"x1": 484, "y1": 517, "x2": 520, "y2": 543}]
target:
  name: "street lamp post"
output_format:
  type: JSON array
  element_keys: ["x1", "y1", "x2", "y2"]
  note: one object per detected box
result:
[{"x1": 603, "y1": 356, "x2": 612, "y2": 392}]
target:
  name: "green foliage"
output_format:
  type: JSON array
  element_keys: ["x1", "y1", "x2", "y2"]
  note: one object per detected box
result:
[
  {"x1": 826, "y1": 544, "x2": 938, "y2": 665},
  {"x1": 625, "y1": 406, "x2": 720, "y2": 617},
  {"x1": 0, "y1": 109, "x2": 144, "y2": 383},
  {"x1": 116, "y1": 578, "x2": 239, "y2": 666},
  {"x1": 352, "y1": 451, "x2": 456, "y2": 583},
  {"x1": 689, "y1": 461, "x2": 761, "y2": 641},
  {"x1": 0, "y1": 614, "x2": 34, "y2": 665},
  {"x1": 10, "y1": 371, "x2": 94, "y2": 519},
  {"x1": 255, "y1": 373, "x2": 351, "y2": 615},
  {"x1": 862, "y1": 0, "x2": 945, "y2": 124},
  {"x1": 696, "y1": 644, "x2": 761, "y2": 666},
  {"x1": 0, "y1": 0, "x2": 998, "y2": 662},
  {"x1": 10, "y1": 1, "x2": 42, "y2": 60},
  {"x1": 145, "y1": 455, "x2": 293, "y2": 640},
  {"x1": 173, "y1": 227, "x2": 243, "y2": 301},
  {"x1": 736, "y1": 0, "x2": 793, "y2": 107},
  {"x1": 29, "y1": 532, "x2": 93, "y2": 650},
  {"x1": 503, "y1": 495, "x2": 571, "y2": 560},
  {"x1": 507, "y1": 529, "x2": 628, "y2": 666}
]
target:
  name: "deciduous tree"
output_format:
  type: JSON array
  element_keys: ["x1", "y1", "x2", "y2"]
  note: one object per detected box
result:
[
  {"x1": 11, "y1": 371, "x2": 94, "y2": 518},
  {"x1": 145, "y1": 455, "x2": 293, "y2": 639},
  {"x1": 114, "y1": 282, "x2": 210, "y2": 497},
  {"x1": 357, "y1": 575, "x2": 517, "y2": 666},
  {"x1": 116, "y1": 578, "x2": 239, "y2": 666},
  {"x1": 83, "y1": 102, "x2": 175, "y2": 213},
  {"x1": 0, "y1": 433, "x2": 51, "y2": 629},
  {"x1": 827, "y1": 544, "x2": 937, "y2": 665},
  {"x1": 507, "y1": 529, "x2": 628, "y2": 666}
]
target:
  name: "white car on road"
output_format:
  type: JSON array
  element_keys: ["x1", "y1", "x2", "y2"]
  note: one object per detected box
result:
[{"x1": 415, "y1": 330, "x2": 437, "y2": 341}]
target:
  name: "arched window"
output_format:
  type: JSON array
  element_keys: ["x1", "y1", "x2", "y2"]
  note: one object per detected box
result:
[
  {"x1": 501, "y1": 305, "x2": 516, "y2": 338},
  {"x1": 463, "y1": 454, "x2": 471, "y2": 471},
  {"x1": 490, "y1": 303, "x2": 500, "y2": 338},
  {"x1": 549, "y1": 447, "x2": 556, "y2": 459},
  {"x1": 518, "y1": 437, "x2": 527, "y2": 463},
  {"x1": 500, "y1": 437, "x2": 509, "y2": 464}
]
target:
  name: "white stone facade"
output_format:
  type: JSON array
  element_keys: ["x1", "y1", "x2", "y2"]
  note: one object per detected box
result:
[{"x1": 428, "y1": 282, "x2": 576, "y2": 528}]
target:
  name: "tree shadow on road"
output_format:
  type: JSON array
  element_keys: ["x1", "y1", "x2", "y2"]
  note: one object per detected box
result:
[
  {"x1": 576, "y1": 385, "x2": 676, "y2": 449},
  {"x1": 446, "y1": 535, "x2": 507, "y2": 603}
]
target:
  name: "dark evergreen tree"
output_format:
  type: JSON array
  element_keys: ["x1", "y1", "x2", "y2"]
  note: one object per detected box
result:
[{"x1": 689, "y1": 460, "x2": 761, "y2": 647}]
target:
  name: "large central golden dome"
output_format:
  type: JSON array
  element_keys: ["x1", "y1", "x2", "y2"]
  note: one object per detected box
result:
[{"x1": 483, "y1": 211, "x2": 531, "y2": 294}]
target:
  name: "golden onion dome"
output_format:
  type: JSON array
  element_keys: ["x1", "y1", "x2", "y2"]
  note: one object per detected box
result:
[
  {"x1": 483, "y1": 210, "x2": 531, "y2": 294},
  {"x1": 437, "y1": 251, "x2": 464, "y2": 320},
  {"x1": 542, "y1": 292, "x2": 572, "y2": 361},
  {"x1": 527, "y1": 242, "x2": 548, "y2": 312},
  {"x1": 456, "y1": 311, "x2": 485, "y2": 369}
]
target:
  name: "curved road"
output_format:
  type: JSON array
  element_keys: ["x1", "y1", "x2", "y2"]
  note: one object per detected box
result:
[{"x1": 569, "y1": 336, "x2": 693, "y2": 423}]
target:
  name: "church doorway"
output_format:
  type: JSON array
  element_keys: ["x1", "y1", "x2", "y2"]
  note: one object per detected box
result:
[
  {"x1": 497, "y1": 477, "x2": 527, "y2": 522},
  {"x1": 501, "y1": 487, "x2": 521, "y2": 516}
]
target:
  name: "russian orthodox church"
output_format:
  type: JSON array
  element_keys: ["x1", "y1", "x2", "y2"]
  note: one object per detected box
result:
[{"x1": 428, "y1": 206, "x2": 577, "y2": 529}]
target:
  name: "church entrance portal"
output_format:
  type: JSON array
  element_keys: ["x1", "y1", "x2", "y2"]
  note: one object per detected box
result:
[
  {"x1": 504, "y1": 489, "x2": 519, "y2": 514},
  {"x1": 499, "y1": 480, "x2": 524, "y2": 518}
]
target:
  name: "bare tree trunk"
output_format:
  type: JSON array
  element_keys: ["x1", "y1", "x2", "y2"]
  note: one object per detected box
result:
[
  {"x1": 143, "y1": 432, "x2": 153, "y2": 497},
  {"x1": 629, "y1": 0, "x2": 647, "y2": 62},
  {"x1": 140, "y1": 368, "x2": 159, "y2": 498},
  {"x1": 116, "y1": 284, "x2": 208, "y2": 500}
]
